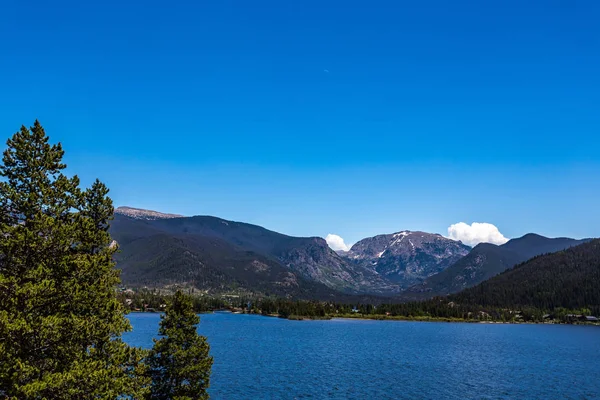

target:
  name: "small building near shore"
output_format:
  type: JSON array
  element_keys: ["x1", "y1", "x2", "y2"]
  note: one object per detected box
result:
[{"x1": 566, "y1": 314, "x2": 599, "y2": 322}]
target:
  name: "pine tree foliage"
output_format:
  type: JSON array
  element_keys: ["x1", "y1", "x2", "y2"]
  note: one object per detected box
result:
[
  {"x1": 0, "y1": 121, "x2": 149, "y2": 399},
  {"x1": 147, "y1": 291, "x2": 213, "y2": 400}
]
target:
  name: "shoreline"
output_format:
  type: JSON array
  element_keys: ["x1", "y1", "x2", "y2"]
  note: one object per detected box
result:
[
  {"x1": 246, "y1": 312, "x2": 600, "y2": 325},
  {"x1": 126, "y1": 310, "x2": 600, "y2": 326}
]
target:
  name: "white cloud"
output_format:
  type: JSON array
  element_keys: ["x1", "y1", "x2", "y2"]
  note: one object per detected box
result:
[
  {"x1": 447, "y1": 222, "x2": 509, "y2": 247},
  {"x1": 325, "y1": 234, "x2": 351, "y2": 251}
]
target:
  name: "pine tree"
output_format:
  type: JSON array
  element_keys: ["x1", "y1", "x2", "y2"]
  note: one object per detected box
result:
[
  {"x1": 0, "y1": 121, "x2": 149, "y2": 399},
  {"x1": 147, "y1": 290, "x2": 213, "y2": 400}
]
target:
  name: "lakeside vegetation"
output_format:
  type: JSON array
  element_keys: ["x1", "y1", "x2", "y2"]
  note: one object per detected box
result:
[{"x1": 119, "y1": 288, "x2": 600, "y2": 325}]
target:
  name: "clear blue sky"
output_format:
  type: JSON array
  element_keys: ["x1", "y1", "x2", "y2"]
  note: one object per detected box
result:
[{"x1": 1, "y1": 0, "x2": 599, "y2": 245}]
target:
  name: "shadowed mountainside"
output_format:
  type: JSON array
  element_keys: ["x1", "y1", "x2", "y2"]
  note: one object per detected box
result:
[
  {"x1": 110, "y1": 209, "x2": 396, "y2": 297},
  {"x1": 408, "y1": 234, "x2": 591, "y2": 297},
  {"x1": 449, "y1": 239, "x2": 600, "y2": 312}
]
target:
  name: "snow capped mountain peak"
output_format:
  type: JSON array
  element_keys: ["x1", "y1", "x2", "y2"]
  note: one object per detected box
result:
[{"x1": 341, "y1": 230, "x2": 471, "y2": 288}]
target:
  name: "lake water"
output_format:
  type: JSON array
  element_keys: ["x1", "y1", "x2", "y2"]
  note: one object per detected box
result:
[{"x1": 125, "y1": 312, "x2": 600, "y2": 399}]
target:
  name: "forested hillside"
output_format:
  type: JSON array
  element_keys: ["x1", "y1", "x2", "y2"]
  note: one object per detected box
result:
[
  {"x1": 450, "y1": 239, "x2": 600, "y2": 314},
  {"x1": 410, "y1": 234, "x2": 590, "y2": 296}
]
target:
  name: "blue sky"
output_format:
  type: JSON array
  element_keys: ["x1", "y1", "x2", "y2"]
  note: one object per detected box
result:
[{"x1": 1, "y1": 1, "x2": 599, "y2": 246}]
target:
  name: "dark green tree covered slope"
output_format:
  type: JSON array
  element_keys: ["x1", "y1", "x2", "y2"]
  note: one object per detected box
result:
[
  {"x1": 410, "y1": 234, "x2": 590, "y2": 296},
  {"x1": 450, "y1": 239, "x2": 600, "y2": 313}
]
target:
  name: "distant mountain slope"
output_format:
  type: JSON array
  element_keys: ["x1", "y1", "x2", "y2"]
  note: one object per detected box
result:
[
  {"x1": 500, "y1": 233, "x2": 585, "y2": 260},
  {"x1": 110, "y1": 208, "x2": 396, "y2": 296},
  {"x1": 450, "y1": 239, "x2": 600, "y2": 312},
  {"x1": 110, "y1": 206, "x2": 593, "y2": 302},
  {"x1": 114, "y1": 206, "x2": 184, "y2": 220},
  {"x1": 340, "y1": 231, "x2": 470, "y2": 288},
  {"x1": 409, "y1": 234, "x2": 590, "y2": 296},
  {"x1": 111, "y1": 214, "x2": 343, "y2": 298}
]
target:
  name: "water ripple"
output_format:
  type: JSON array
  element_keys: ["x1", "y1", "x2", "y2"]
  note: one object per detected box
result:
[{"x1": 125, "y1": 313, "x2": 600, "y2": 400}]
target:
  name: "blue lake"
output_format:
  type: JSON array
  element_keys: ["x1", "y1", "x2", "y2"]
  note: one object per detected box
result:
[{"x1": 125, "y1": 312, "x2": 600, "y2": 399}]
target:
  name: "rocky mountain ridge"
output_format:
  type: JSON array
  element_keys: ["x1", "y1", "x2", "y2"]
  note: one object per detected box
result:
[
  {"x1": 115, "y1": 206, "x2": 184, "y2": 220},
  {"x1": 340, "y1": 231, "x2": 471, "y2": 288}
]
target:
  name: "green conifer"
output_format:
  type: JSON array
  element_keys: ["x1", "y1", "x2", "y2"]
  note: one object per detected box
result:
[
  {"x1": 147, "y1": 291, "x2": 213, "y2": 400},
  {"x1": 0, "y1": 121, "x2": 149, "y2": 399}
]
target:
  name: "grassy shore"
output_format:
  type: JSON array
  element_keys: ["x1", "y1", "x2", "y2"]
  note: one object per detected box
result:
[{"x1": 280, "y1": 313, "x2": 600, "y2": 325}]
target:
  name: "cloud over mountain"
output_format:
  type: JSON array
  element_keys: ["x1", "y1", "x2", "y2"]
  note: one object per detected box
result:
[
  {"x1": 447, "y1": 222, "x2": 509, "y2": 246},
  {"x1": 325, "y1": 234, "x2": 351, "y2": 251}
]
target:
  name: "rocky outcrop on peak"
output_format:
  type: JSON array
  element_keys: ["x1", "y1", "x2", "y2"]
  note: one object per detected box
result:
[
  {"x1": 115, "y1": 206, "x2": 184, "y2": 220},
  {"x1": 341, "y1": 231, "x2": 471, "y2": 288}
]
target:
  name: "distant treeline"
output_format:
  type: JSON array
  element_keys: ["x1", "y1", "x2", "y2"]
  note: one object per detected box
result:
[
  {"x1": 118, "y1": 290, "x2": 597, "y2": 323},
  {"x1": 247, "y1": 297, "x2": 597, "y2": 322}
]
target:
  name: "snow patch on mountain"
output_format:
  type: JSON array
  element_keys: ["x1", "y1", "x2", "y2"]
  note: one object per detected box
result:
[{"x1": 340, "y1": 230, "x2": 471, "y2": 288}]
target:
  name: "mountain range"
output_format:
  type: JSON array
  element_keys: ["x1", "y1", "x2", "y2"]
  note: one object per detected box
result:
[
  {"x1": 109, "y1": 206, "x2": 593, "y2": 301},
  {"x1": 110, "y1": 207, "x2": 395, "y2": 298},
  {"x1": 449, "y1": 239, "x2": 600, "y2": 314},
  {"x1": 407, "y1": 233, "x2": 590, "y2": 298}
]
